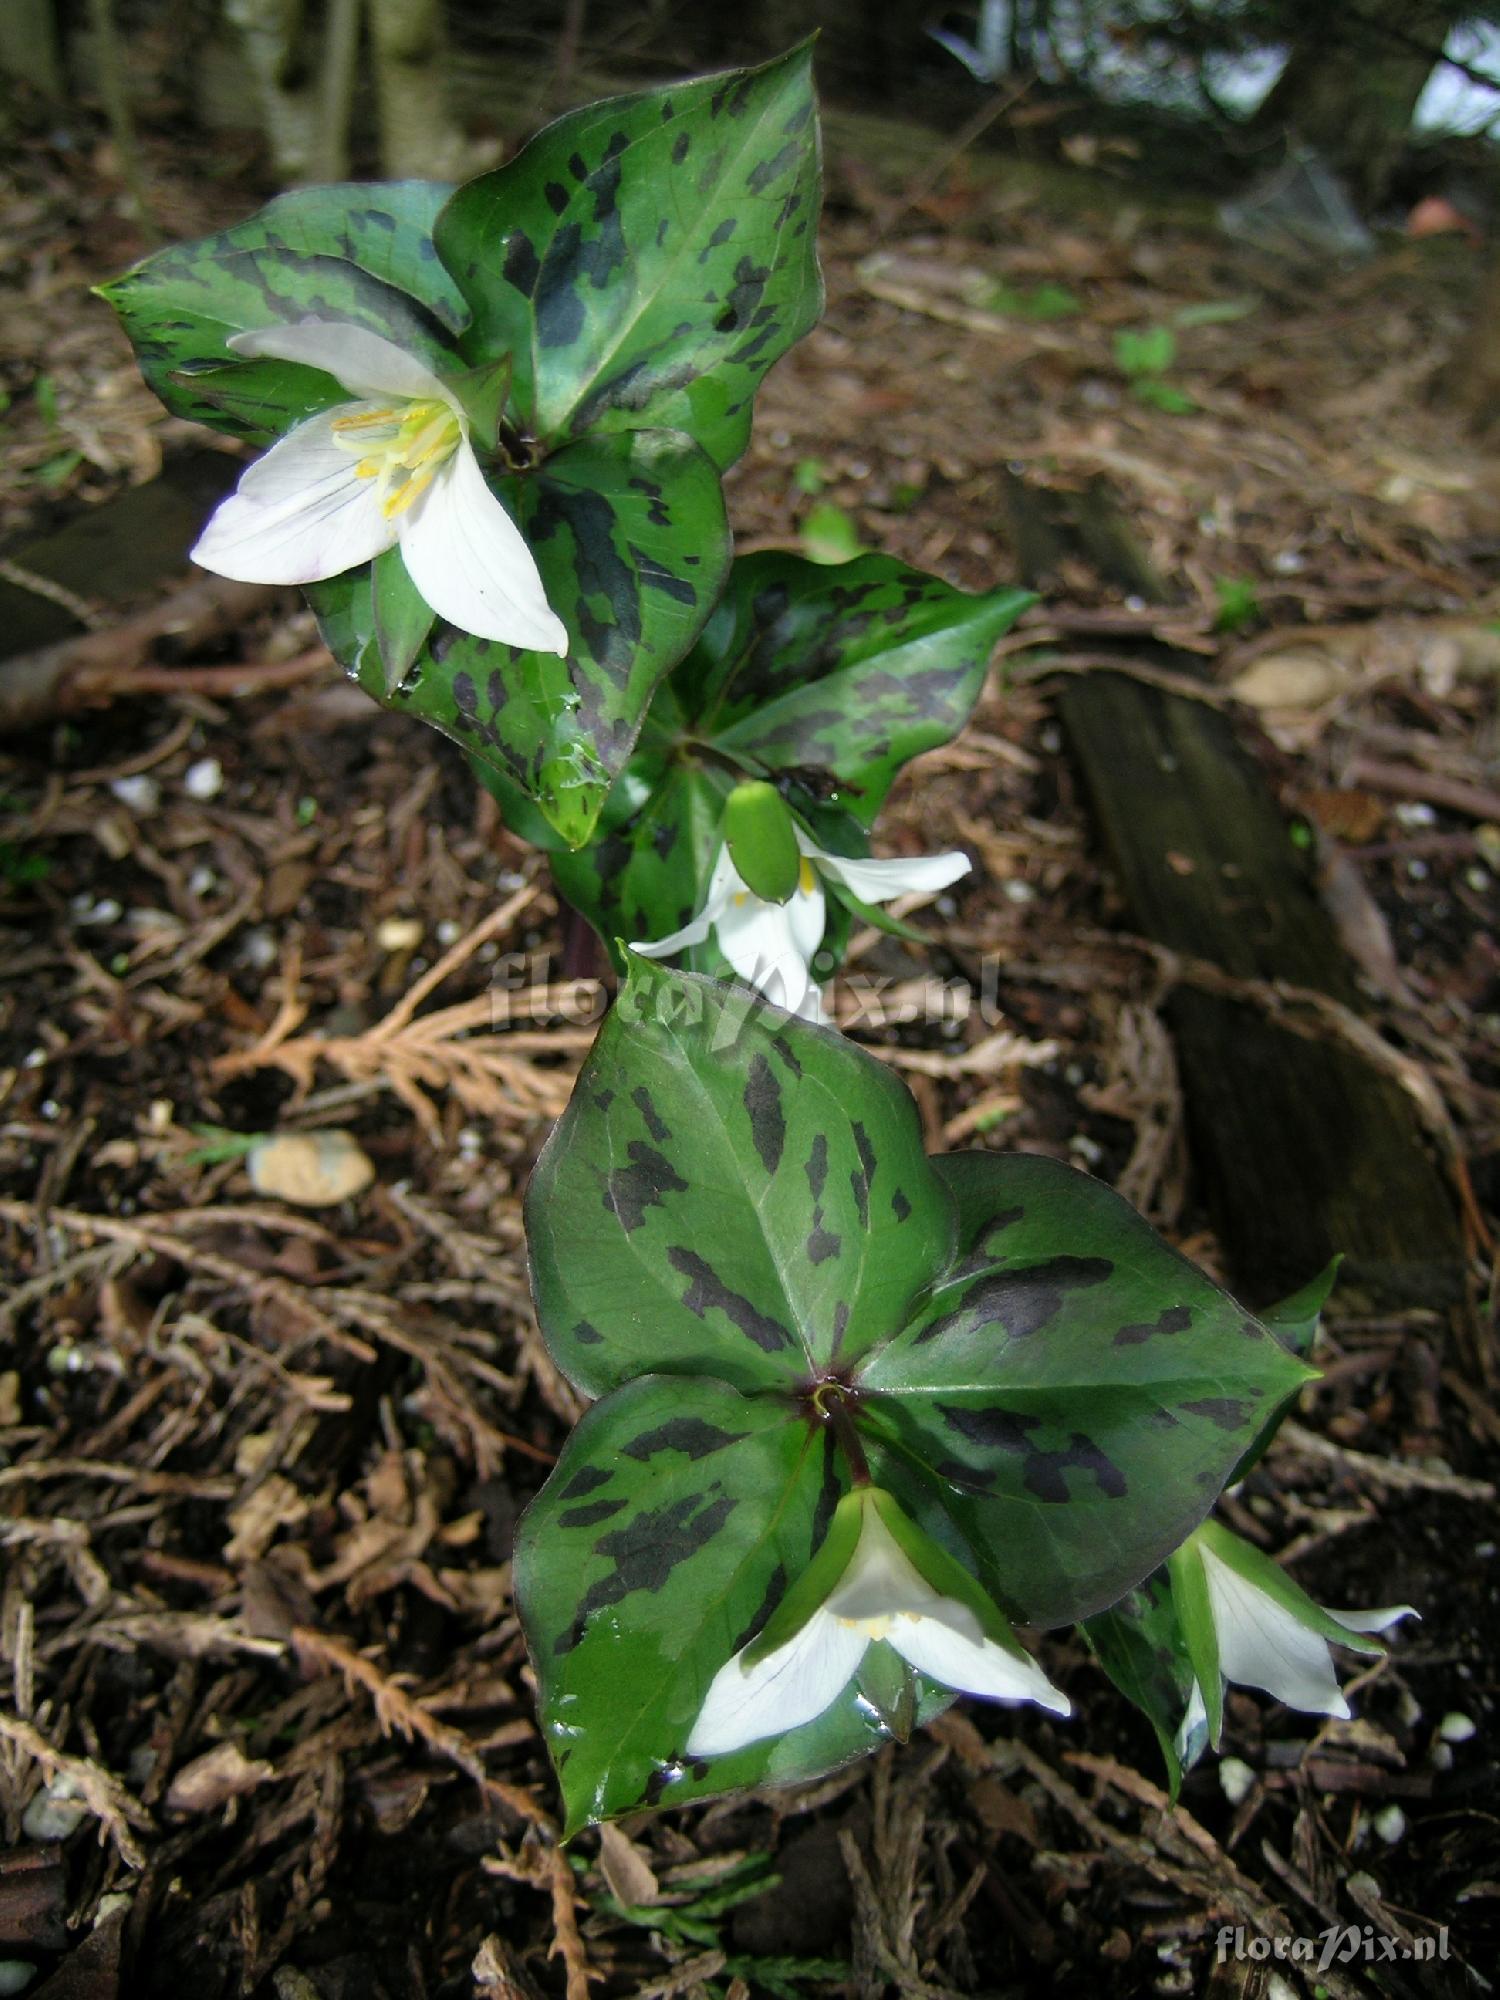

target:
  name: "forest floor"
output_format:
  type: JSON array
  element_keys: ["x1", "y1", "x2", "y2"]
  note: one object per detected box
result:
[{"x1": 0, "y1": 89, "x2": 1498, "y2": 2000}]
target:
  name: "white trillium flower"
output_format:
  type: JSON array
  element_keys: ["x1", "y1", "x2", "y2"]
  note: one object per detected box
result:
[
  {"x1": 687, "y1": 1491, "x2": 1069, "y2": 1758},
  {"x1": 190, "y1": 318, "x2": 569, "y2": 656},
  {"x1": 1199, "y1": 1541, "x2": 1415, "y2": 1721},
  {"x1": 1172, "y1": 1522, "x2": 1416, "y2": 1752},
  {"x1": 631, "y1": 827, "x2": 970, "y2": 1024}
]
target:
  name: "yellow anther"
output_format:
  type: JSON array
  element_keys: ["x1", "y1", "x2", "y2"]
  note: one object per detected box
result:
[
  {"x1": 331, "y1": 405, "x2": 403, "y2": 432},
  {"x1": 331, "y1": 394, "x2": 462, "y2": 518},
  {"x1": 382, "y1": 464, "x2": 441, "y2": 520},
  {"x1": 798, "y1": 858, "x2": 817, "y2": 895}
]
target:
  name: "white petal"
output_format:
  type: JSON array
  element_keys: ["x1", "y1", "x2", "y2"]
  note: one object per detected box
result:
[
  {"x1": 399, "y1": 441, "x2": 569, "y2": 654},
  {"x1": 686, "y1": 1610, "x2": 868, "y2": 1757},
  {"x1": 826, "y1": 1510, "x2": 947, "y2": 1624},
  {"x1": 229, "y1": 319, "x2": 450, "y2": 404},
  {"x1": 786, "y1": 876, "x2": 826, "y2": 964},
  {"x1": 630, "y1": 850, "x2": 744, "y2": 959},
  {"x1": 630, "y1": 914, "x2": 716, "y2": 958},
  {"x1": 1326, "y1": 1605, "x2": 1419, "y2": 1636},
  {"x1": 715, "y1": 888, "x2": 814, "y2": 1012},
  {"x1": 1203, "y1": 1547, "x2": 1350, "y2": 1719},
  {"x1": 791, "y1": 976, "x2": 829, "y2": 1023},
  {"x1": 814, "y1": 846, "x2": 972, "y2": 905},
  {"x1": 889, "y1": 1617, "x2": 1072, "y2": 1715},
  {"x1": 191, "y1": 409, "x2": 394, "y2": 585}
]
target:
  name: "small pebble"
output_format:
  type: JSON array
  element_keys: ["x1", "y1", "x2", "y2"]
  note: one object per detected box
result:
[
  {"x1": 22, "y1": 1774, "x2": 86, "y2": 1842},
  {"x1": 183, "y1": 757, "x2": 224, "y2": 800},
  {"x1": 376, "y1": 916, "x2": 424, "y2": 953},
  {"x1": 71, "y1": 895, "x2": 122, "y2": 926},
  {"x1": 435, "y1": 918, "x2": 462, "y2": 946},
  {"x1": 1267, "y1": 1976, "x2": 1298, "y2": 2000},
  {"x1": 1465, "y1": 867, "x2": 1491, "y2": 895},
  {"x1": 1373, "y1": 1803, "x2": 1406, "y2": 1844},
  {"x1": 0, "y1": 1963, "x2": 35, "y2": 1997},
  {"x1": 1406, "y1": 857, "x2": 1429, "y2": 881},
  {"x1": 1219, "y1": 1757, "x2": 1255, "y2": 1805},
  {"x1": 1393, "y1": 801, "x2": 1437, "y2": 829},
  {"x1": 239, "y1": 928, "x2": 277, "y2": 971},
  {"x1": 1002, "y1": 879, "x2": 1035, "y2": 904},
  {"x1": 187, "y1": 865, "x2": 217, "y2": 898},
  {"x1": 1430, "y1": 1741, "x2": 1454, "y2": 1772},
  {"x1": 109, "y1": 774, "x2": 160, "y2": 814},
  {"x1": 1439, "y1": 1711, "x2": 1477, "y2": 1744},
  {"x1": 247, "y1": 1131, "x2": 376, "y2": 1208}
]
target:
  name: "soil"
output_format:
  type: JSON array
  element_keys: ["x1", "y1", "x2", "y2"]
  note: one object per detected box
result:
[{"x1": 1, "y1": 72, "x2": 1497, "y2": 2000}]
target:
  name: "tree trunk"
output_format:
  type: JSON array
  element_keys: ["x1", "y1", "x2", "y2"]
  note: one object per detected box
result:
[
  {"x1": 309, "y1": 0, "x2": 361, "y2": 182},
  {"x1": 1442, "y1": 240, "x2": 1500, "y2": 432},
  {"x1": 0, "y1": 0, "x2": 66, "y2": 99},
  {"x1": 368, "y1": 0, "x2": 466, "y2": 180},
  {"x1": 1252, "y1": 1, "x2": 1452, "y2": 210},
  {"x1": 225, "y1": 0, "x2": 320, "y2": 184}
]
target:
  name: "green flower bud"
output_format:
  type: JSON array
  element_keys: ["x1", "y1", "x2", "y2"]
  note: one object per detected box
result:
[{"x1": 722, "y1": 780, "x2": 802, "y2": 904}]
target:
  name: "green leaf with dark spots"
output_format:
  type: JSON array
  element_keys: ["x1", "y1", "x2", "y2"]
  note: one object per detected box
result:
[
  {"x1": 853, "y1": 1152, "x2": 1314, "y2": 1628},
  {"x1": 517, "y1": 1374, "x2": 945, "y2": 1833},
  {"x1": 684, "y1": 553, "x2": 1034, "y2": 826},
  {"x1": 525, "y1": 957, "x2": 956, "y2": 1396},
  {"x1": 98, "y1": 182, "x2": 466, "y2": 443},
  {"x1": 433, "y1": 45, "x2": 823, "y2": 468},
  {"x1": 308, "y1": 426, "x2": 729, "y2": 845}
]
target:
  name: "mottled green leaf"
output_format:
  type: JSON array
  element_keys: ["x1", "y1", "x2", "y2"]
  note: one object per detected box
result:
[
  {"x1": 98, "y1": 182, "x2": 465, "y2": 443},
  {"x1": 434, "y1": 46, "x2": 822, "y2": 467},
  {"x1": 854, "y1": 1152, "x2": 1314, "y2": 1628},
  {"x1": 1083, "y1": 1571, "x2": 1202, "y2": 1796},
  {"x1": 525, "y1": 957, "x2": 956, "y2": 1396},
  {"x1": 682, "y1": 552, "x2": 1034, "y2": 826},
  {"x1": 517, "y1": 1374, "x2": 954, "y2": 1832},
  {"x1": 308, "y1": 426, "x2": 729, "y2": 845}
]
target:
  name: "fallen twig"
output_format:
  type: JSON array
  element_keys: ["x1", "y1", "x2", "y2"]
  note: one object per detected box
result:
[
  {"x1": 291, "y1": 1626, "x2": 554, "y2": 1834},
  {"x1": 0, "y1": 575, "x2": 307, "y2": 730},
  {"x1": 0, "y1": 1710, "x2": 155, "y2": 1868}
]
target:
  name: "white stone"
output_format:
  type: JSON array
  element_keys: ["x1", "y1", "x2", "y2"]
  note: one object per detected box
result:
[
  {"x1": 1219, "y1": 1757, "x2": 1256, "y2": 1805},
  {"x1": 183, "y1": 757, "x2": 224, "y2": 800}
]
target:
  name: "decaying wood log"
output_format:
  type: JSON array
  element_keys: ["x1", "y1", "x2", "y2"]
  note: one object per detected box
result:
[{"x1": 1006, "y1": 471, "x2": 1464, "y2": 1307}]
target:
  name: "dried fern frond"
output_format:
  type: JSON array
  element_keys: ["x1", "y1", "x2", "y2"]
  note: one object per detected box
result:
[{"x1": 214, "y1": 889, "x2": 594, "y2": 1140}]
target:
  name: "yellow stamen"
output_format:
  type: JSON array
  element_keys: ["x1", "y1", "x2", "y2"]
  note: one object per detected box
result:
[
  {"x1": 798, "y1": 859, "x2": 817, "y2": 895},
  {"x1": 331, "y1": 405, "x2": 403, "y2": 432},
  {"x1": 329, "y1": 394, "x2": 464, "y2": 519},
  {"x1": 382, "y1": 462, "x2": 442, "y2": 520}
]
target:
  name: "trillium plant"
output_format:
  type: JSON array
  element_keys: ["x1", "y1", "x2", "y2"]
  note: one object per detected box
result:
[{"x1": 104, "y1": 45, "x2": 1415, "y2": 1835}]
